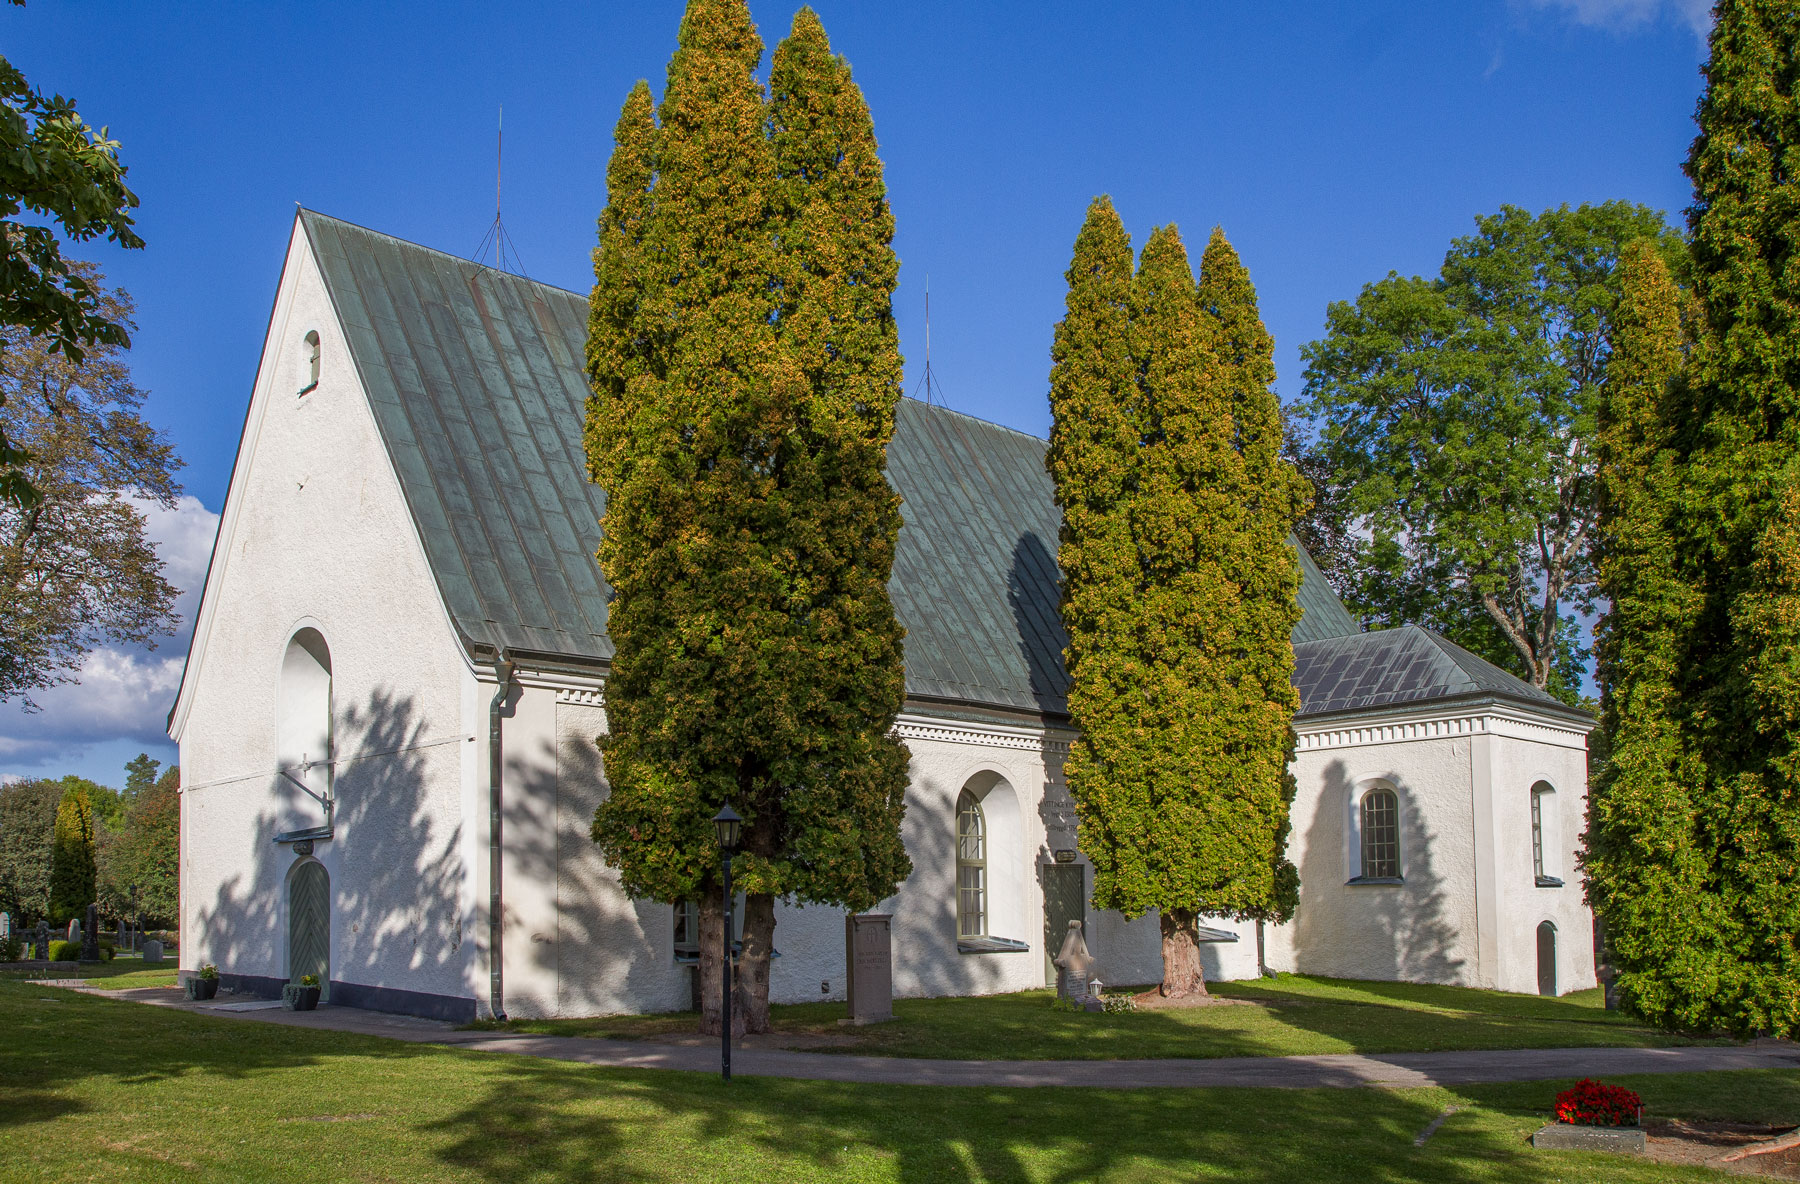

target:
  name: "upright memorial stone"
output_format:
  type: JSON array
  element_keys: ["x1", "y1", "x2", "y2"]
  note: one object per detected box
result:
[
  {"x1": 81, "y1": 904, "x2": 100, "y2": 961},
  {"x1": 843, "y1": 914, "x2": 894, "y2": 1025},
  {"x1": 1054, "y1": 920, "x2": 1104, "y2": 1011},
  {"x1": 33, "y1": 920, "x2": 50, "y2": 961},
  {"x1": 143, "y1": 938, "x2": 164, "y2": 964},
  {"x1": 66, "y1": 918, "x2": 80, "y2": 943},
  {"x1": 0, "y1": 912, "x2": 9, "y2": 940}
]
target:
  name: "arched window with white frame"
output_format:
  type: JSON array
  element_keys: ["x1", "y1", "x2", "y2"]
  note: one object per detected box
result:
[
  {"x1": 1531, "y1": 781, "x2": 1562, "y2": 887},
  {"x1": 956, "y1": 789, "x2": 987, "y2": 938},
  {"x1": 1348, "y1": 781, "x2": 1403, "y2": 884}
]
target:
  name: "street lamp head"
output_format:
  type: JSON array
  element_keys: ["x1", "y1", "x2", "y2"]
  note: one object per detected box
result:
[{"x1": 713, "y1": 804, "x2": 742, "y2": 853}]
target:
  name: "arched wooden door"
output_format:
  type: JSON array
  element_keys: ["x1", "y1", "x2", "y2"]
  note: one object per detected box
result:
[
  {"x1": 1536, "y1": 921, "x2": 1557, "y2": 997},
  {"x1": 289, "y1": 860, "x2": 330, "y2": 1000}
]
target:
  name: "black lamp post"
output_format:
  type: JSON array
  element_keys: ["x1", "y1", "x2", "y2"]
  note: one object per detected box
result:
[{"x1": 712, "y1": 803, "x2": 742, "y2": 1082}]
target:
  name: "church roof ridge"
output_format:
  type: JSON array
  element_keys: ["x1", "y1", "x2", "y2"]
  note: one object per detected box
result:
[{"x1": 301, "y1": 208, "x2": 1513, "y2": 723}]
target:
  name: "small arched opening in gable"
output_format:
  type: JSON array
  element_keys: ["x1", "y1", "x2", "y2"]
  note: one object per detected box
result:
[{"x1": 300, "y1": 330, "x2": 321, "y2": 395}]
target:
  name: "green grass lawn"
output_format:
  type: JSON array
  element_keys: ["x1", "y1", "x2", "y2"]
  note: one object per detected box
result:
[
  {"x1": 476, "y1": 974, "x2": 1719, "y2": 1061},
  {"x1": 1, "y1": 954, "x2": 179, "y2": 991},
  {"x1": 0, "y1": 978, "x2": 1789, "y2": 1184}
]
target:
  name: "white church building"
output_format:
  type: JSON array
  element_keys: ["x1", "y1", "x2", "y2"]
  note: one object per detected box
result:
[{"x1": 167, "y1": 211, "x2": 1597, "y2": 1021}]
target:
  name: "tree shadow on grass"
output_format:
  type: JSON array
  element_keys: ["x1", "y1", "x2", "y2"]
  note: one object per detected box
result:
[{"x1": 424, "y1": 1054, "x2": 1562, "y2": 1184}]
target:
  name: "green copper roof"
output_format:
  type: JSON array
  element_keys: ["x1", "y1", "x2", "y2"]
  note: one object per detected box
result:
[{"x1": 300, "y1": 210, "x2": 1375, "y2": 718}]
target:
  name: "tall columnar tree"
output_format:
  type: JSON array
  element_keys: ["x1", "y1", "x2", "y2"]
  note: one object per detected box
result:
[
  {"x1": 0, "y1": 777, "x2": 59, "y2": 921},
  {"x1": 1586, "y1": 240, "x2": 1699, "y2": 1015},
  {"x1": 587, "y1": 0, "x2": 909, "y2": 1036},
  {"x1": 1046, "y1": 197, "x2": 1148, "y2": 978},
  {"x1": 1047, "y1": 205, "x2": 1306, "y2": 998},
  {"x1": 1194, "y1": 229, "x2": 1308, "y2": 932},
  {"x1": 1594, "y1": 0, "x2": 1800, "y2": 1037},
  {"x1": 46, "y1": 780, "x2": 93, "y2": 923}
]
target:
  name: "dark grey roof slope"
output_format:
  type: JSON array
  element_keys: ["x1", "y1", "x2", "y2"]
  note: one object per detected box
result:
[
  {"x1": 1292, "y1": 625, "x2": 1575, "y2": 718},
  {"x1": 305, "y1": 210, "x2": 1550, "y2": 722}
]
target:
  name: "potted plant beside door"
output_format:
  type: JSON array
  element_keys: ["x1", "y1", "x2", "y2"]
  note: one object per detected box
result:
[
  {"x1": 184, "y1": 963, "x2": 219, "y2": 1001},
  {"x1": 282, "y1": 974, "x2": 321, "y2": 1012}
]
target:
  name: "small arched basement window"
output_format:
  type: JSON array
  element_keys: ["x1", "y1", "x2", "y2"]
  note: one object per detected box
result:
[
  {"x1": 1358, "y1": 788, "x2": 1400, "y2": 881},
  {"x1": 300, "y1": 330, "x2": 321, "y2": 395},
  {"x1": 956, "y1": 789, "x2": 987, "y2": 939},
  {"x1": 1531, "y1": 781, "x2": 1562, "y2": 887}
]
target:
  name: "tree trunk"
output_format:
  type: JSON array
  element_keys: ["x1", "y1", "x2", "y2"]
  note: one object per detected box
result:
[
  {"x1": 739, "y1": 892, "x2": 776, "y2": 1034},
  {"x1": 695, "y1": 893, "x2": 744, "y2": 1039},
  {"x1": 1159, "y1": 908, "x2": 1209, "y2": 998}
]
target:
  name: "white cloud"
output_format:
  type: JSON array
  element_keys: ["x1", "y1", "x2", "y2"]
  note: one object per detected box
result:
[
  {"x1": 0, "y1": 495, "x2": 220, "y2": 777},
  {"x1": 1524, "y1": 0, "x2": 1714, "y2": 38}
]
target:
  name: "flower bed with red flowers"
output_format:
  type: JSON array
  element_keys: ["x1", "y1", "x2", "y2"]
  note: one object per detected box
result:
[{"x1": 1554, "y1": 1078, "x2": 1643, "y2": 1127}]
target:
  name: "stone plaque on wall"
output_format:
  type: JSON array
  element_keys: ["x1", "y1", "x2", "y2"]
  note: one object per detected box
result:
[{"x1": 843, "y1": 913, "x2": 894, "y2": 1025}]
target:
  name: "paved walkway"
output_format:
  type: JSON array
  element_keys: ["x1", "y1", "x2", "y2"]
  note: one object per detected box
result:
[{"x1": 91, "y1": 985, "x2": 1800, "y2": 1090}]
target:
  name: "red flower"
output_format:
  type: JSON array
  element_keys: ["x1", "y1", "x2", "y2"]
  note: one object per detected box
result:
[{"x1": 1554, "y1": 1079, "x2": 1643, "y2": 1127}]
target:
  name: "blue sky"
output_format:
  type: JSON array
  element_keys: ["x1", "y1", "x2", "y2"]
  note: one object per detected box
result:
[{"x1": 1, "y1": 0, "x2": 1711, "y2": 785}]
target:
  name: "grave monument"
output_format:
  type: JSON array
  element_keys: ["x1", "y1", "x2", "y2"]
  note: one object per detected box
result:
[{"x1": 843, "y1": 913, "x2": 894, "y2": 1025}]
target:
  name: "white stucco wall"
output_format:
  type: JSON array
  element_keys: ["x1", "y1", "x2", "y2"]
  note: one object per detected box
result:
[
  {"x1": 172, "y1": 225, "x2": 476, "y2": 1007},
  {"x1": 1266, "y1": 704, "x2": 1595, "y2": 995},
  {"x1": 1486, "y1": 726, "x2": 1598, "y2": 995}
]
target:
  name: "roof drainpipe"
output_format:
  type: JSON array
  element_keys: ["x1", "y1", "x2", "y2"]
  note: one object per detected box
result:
[{"x1": 488, "y1": 649, "x2": 516, "y2": 1021}]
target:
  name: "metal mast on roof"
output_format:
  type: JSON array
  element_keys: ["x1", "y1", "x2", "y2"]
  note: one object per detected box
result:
[
  {"x1": 911, "y1": 276, "x2": 947, "y2": 407},
  {"x1": 472, "y1": 106, "x2": 525, "y2": 274}
]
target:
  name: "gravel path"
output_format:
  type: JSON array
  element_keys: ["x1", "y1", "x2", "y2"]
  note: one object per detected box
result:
[{"x1": 89, "y1": 985, "x2": 1800, "y2": 1090}]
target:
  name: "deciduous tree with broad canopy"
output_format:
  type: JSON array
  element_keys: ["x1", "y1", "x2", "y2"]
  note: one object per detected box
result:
[
  {"x1": 0, "y1": 20, "x2": 143, "y2": 509},
  {"x1": 0, "y1": 268, "x2": 181, "y2": 707},
  {"x1": 1046, "y1": 198, "x2": 1306, "y2": 999},
  {"x1": 586, "y1": 0, "x2": 909, "y2": 1036},
  {"x1": 1295, "y1": 203, "x2": 1684, "y2": 704}
]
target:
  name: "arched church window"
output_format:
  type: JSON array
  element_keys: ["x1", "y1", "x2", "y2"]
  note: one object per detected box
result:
[
  {"x1": 277, "y1": 627, "x2": 333, "y2": 802},
  {"x1": 1359, "y1": 788, "x2": 1400, "y2": 880},
  {"x1": 301, "y1": 330, "x2": 321, "y2": 394},
  {"x1": 1531, "y1": 781, "x2": 1562, "y2": 886},
  {"x1": 957, "y1": 789, "x2": 987, "y2": 938}
]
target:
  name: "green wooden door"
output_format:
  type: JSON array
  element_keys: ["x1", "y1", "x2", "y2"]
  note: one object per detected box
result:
[
  {"x1": 289, "y1": 860, "x2": 330, "y2": 1000},
  {"x1": 1042, "y1": 863, "x2": 1085, "y2": 984}
]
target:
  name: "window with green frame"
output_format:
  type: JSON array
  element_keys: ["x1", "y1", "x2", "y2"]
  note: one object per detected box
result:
[{"x1": 957, "y1": 789, "x2": 987, "y2": 938}]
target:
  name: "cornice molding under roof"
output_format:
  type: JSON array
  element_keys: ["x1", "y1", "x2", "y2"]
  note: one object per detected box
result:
[{"x1": 1294, "y1": 693, "x2": 1594, "y2": 754}]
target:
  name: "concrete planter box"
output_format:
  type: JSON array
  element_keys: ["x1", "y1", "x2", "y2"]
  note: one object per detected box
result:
[{"x1": 1532, "y1": 1124, "x2": 1646, "y2": 1154}]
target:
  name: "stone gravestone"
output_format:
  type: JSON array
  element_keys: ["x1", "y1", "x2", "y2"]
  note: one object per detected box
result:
[
  {"x1": 843, "y1": 913, "x2": 894, "y2": 1025},
  {"x1": 1054, "y1": 919, "x2": 1103, "y2": 1011},
  {"x1": 142, "y1": 939, "x2": 164, "y2": 964},
  {"x1": 66, "y1": 918, "x2": 80, "y2": 943},
  {"x1": 81, "y1": 904, "x2": 100, "y2": 961},
  {"x1": 0, "y1": 911, "x2": 9, "y2": 941},
  {"x1": 33, "y1": 920, "x2": 50, "y2": 961}
]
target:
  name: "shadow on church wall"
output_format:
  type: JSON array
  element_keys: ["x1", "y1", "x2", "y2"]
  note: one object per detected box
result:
[
  {"x1": 190, "y1": 689, "x2": 471, "y2": 1005},
  {"x1": 1292, "y1": 757, "x2": 1465, "y2": 986}
]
